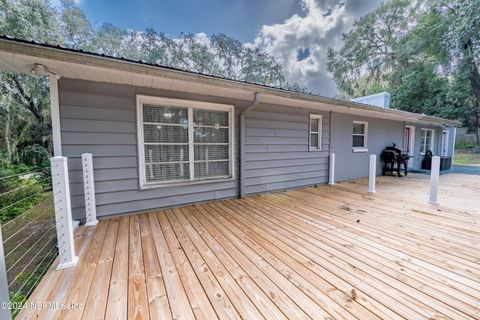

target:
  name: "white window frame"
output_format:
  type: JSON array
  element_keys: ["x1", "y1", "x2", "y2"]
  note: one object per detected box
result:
[
  {"x1": 441, "y1": 130, "x2": 449, "y2": 157},
  {"x1": 352, "y1": 121, "x2": 368, "y2": 152},
  {"x1": 136, "y1": 95, "x2": 235, "y2": 189},
  {"x1": 309, "y1": 114, "x2": 323, "y2": 151},
  {"x1": 420, "y1": 128, "x2": 435, "y2": 155}
]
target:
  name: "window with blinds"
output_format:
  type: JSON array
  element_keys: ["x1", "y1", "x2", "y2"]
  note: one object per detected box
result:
[{"x1": 137, "y1": 96, "x2": 233, "y2": 187}]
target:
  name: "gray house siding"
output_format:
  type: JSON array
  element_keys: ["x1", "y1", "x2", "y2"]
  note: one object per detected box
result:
[
  {"x1": 330, "y1": 113, "x2": 404, "y2": 181},
  {"x1": 59, "y1": 79, "x2": 450, "y2": 220},
  {"x1": 59, "y1": 79, "x2": 248, "y2": 219},
  {"x1": 244, "y1": 106, "x2": 330, "y2": 195}
]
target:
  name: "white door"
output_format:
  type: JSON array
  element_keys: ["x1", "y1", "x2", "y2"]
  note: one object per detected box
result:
[
  {"x1": 404, "y1": 126, "x2": 415, "y2": 168},
  {"x1": 441, "y1": 130, "x2": 449, "y2": 157}
]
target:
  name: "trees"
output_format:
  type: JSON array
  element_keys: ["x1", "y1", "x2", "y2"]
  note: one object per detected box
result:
[
  {"x1": 328, "y1": 0, "x2": 480, "y2": 143},
  {"x1": 0, "y1": 0, "x2": 303, "y2": 165}
]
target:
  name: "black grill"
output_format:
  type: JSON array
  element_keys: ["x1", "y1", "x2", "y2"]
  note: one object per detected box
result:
[{"x1": 381, "y1": 144, "x2": 411, "y2": 177}]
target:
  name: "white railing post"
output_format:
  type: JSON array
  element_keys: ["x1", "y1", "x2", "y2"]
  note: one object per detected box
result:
[
  {"x1": 429, "y1": 156, "x2": 440, "y2": 204},
  {"x1": 0, "y1": 227, "x2": 12, "y2": 320},
  {"x1": 329, "y1": 153, "x2": 335, "y2": 185},
  {"x1": 51, "y1": 157, "x2": 78, "y2": 270},
  {"x1": 368, "y1": 154, "x2": 376, "y2": 193},
  {"x1": 82, "y1": 153, "x2": 98, "y2": 226}
]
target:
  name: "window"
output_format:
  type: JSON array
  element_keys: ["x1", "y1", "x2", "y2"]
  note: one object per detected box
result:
[
  {"x1": 420, "y1": 128, "x2": 434, "y2": 155},
  {"x1": 137, "y1": 95, "x2": 234, "y2": 188},
  {"x1": 309, "y1": 114, "x2": 323, "y2": 150},
  {"x1": 352, "y1": 121, "x2": 368, "y2": 152}
]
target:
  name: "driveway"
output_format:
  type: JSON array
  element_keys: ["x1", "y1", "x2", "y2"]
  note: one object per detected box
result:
[{"x1": 450, "y1": 164, "x2": 480, "y2": 175}]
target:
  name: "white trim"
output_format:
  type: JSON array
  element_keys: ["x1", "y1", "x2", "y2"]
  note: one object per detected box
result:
[
  {"x1": 309, "y1": 114, "x2": 323, "y2": 151},
  {"x1": 188, "y1": 107, "x2": 195, "y2": 180},
  {"x1": 352, "y1": 120, "x2": 368, "y2": 152},
  {"x1": 420, "y1": 128, "x2": 435, "y2": 155},
  {"x1": 441, "y1": 130, "x2": 449, "y2": 157},
  {"x1": 49, "y1": 75, "x2": 62, "y2": 156},
  {"x1": 136, "y1": 95, "x2": 235, "y2": 189},
  {"x1": 405, "y1": 126, "x2": 415, "y2": 168},
  {"x1": 451, "y1": 128, "x2": 457, "y2": 161}
]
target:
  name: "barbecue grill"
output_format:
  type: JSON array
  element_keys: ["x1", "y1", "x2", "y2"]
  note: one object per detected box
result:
[{"x1": 381, "y1": 143, "x2": 411, "y2": 177}]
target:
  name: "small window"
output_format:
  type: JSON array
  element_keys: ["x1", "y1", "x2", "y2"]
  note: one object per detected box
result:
[
  {"x1": 352, "y1": 121, "x2": 368, "y2": 152},
  {"x1": 420, "y1": 128, "x2": 434, "y2": 155},
  {"x1": 137, "y1": 95, "x2": 234, "y2": 188},
  {"x1": 309, "y1": 114, "x2": 322, "y2": 151}
]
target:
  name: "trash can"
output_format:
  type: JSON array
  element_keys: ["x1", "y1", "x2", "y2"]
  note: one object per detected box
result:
[
  {"x1": 422, "y1": 150, "x2": 433, "y2": 170},
  {"x1": 440, "y1": 157, "x2": 452, "y2": 171}
]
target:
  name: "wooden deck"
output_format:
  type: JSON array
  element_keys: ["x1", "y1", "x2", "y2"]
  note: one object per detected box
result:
[{"x1": 18, "y1": 173, "x2": 480, "y2": 320}]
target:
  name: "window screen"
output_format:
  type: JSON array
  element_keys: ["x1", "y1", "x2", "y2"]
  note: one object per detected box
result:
[
  {"x1": 309, "y1": 114, "x2": 322, "y2": 150},
  {"x1": 194, "y1": 109, "x2": 230, "y2": 178},
  {"x1": 352, "y1": 121, "x2": 367, "y2": 149},
  {"x1": 139, "y1": 99, "x2": 232, "y2": 186},
  {"x1": 420, "y1": 129, "x2": 433, "y2": 154},
  {"x1": 143, "y1": 105, "x2": 190, "y2": 182}
]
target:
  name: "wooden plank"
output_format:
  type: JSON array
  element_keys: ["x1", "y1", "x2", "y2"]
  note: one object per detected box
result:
[
  {"x1": 81, "y1": 219, "x2": 119, "y2": 319},
  {"x1": 138, "y1": 213, "x2": 171, "y2": 320},
  {"x1": 158, "y1": 210, "x2": 217, "y2": 320},
  {"x1": 127, "y1": 215, "x2": 150, "y2": 320},
  {"x1": 105, "y1": 216, "x2": 129, "y2": 320},
  {"x1": 147, "y1": 212, "x2": 195, "y2": 320},
  {"x1": 168, "y1": 208, "x2": 264, "y2": 320}
]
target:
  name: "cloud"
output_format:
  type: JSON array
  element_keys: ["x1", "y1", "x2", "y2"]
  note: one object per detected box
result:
[{"x1": 252, "y1": 0, "x2": 382, "y2": 96}]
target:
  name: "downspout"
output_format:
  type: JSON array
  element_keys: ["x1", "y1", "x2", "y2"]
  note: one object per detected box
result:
[{"x1": 240, "y1": 92, "x2": 261, "y2": 198}]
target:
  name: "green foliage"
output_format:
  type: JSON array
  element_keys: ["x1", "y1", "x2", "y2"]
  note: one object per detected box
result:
[
  {"x1": 0, "y1": 0, "x2": 306, "y2": 166},
  {"x1": 328, "y1": 0, "x2": 480, "y2": 143},
  {"x1": 0, "y1": 162, "x2": 51, "y2": 222},
  {"x1": 455, "y1": 140, "x2": 476, "y2": 150}
]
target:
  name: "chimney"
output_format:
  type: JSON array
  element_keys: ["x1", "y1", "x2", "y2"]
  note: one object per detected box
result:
[{"x1": 352, "y1": 92, "x2": 390, "y2": 108}]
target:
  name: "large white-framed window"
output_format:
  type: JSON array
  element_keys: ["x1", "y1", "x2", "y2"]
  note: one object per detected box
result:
[
  {"x1": 136, "y1": 95, "x2": 234, "y2": 188},
  {"x1": 352, "y1": 121, "x2": 368, "y2": 152},
  {"x1": 420, "y1": 128, "x2": 435, "y2": 155},
  {"x1": 309, "y1": 114, "x2": 323, "y2": 151}
]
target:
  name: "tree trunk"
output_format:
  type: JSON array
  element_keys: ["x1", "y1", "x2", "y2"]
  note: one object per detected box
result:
[
  {"x1": 465, "y1": 40, "x2": 480, "y2": 145},
  {"x1": 1, "y1": 99, "x2": 12, "y2": 161}
]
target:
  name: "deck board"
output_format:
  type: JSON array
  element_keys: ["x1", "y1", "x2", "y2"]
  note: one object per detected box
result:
[{"x1": 17, "y1": 173, "x2": 480, "y2": 319}]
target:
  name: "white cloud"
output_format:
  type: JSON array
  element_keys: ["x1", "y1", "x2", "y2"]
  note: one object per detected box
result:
[{"x1": 252, "y1": 0, "x2": 381, "y2": 96}]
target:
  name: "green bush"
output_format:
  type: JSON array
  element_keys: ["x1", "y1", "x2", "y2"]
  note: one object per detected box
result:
[
  {"x1": 0, "y1": 163, "x2": 51, "y2": 223},
  {"x1": 455, "y1": 140, "x2": 476, "y2": 150}
]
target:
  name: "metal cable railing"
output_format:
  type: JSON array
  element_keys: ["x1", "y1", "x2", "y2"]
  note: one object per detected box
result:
[{"x1": 0, "y1": 168, "x2": 56, "y2": 319}]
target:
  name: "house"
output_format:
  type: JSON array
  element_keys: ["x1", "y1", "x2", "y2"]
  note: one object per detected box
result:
[{"x1": 0, "y1": 36, "x2": 458, "y2": 221}]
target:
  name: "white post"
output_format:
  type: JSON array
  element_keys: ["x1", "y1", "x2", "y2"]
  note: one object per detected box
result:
[
  {"x1": 329, "y1": 153, "x2": 335, "y2": 185},
  {"x1": 368, "y1": 154, "x2": 376, "y2": 193},
  {"x1": 82, "y1": 153, "x2": 98, "y2": 226},
  {"x1": 0, "y1": 227, "x2": 12, "y2": 320},
  {"x1": 49, "y1": 75, "x2": 62, "y2": 157},
  {"x1": 429, "y1": 156, "x2": 440, "y2": 204},
  {"x1": 51, "y1": 157, "x2": 78, "y2": 270}
]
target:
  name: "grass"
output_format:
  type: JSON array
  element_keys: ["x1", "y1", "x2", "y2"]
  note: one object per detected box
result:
[{"x1": 453, "y1": 149, "x2": 480, "y2": 166}]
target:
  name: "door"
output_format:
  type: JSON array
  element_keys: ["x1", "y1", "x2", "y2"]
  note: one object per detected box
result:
[
  {"x1": 441, "y1": 130, "x2": 449, "y2": 157},
  {"x1": 404, "y1": 126, "x2": 415, "y2": 168}
]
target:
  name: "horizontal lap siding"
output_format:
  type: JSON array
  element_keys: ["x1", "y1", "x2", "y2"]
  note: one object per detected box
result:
[
  {"x1": 59, "y1": 79, "x2": 245, "y2": 219},
  {"x1": 244, "y1": 106, "x2": 330, "y2": 195},
  {"x1": 331, "y1": 113, "x2": 404, "y2": 181}
]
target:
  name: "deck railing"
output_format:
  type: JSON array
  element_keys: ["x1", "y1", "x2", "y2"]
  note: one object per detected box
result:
[{"x1": 0, "y1": 168, "x2": 56, "y2": 319}]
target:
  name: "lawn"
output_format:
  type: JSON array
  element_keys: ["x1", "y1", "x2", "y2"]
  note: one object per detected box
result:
[{"x1": 453, "y1": 149, "x2": 480, "y2": 166}]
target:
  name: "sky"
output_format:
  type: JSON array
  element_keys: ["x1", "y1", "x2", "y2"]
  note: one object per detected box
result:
[{"x1": 77, "y1": 0, "x2": 382, "y2": 96}]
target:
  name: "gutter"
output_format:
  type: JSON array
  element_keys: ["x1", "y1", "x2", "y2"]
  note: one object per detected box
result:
[{"x1": 240, "y1": 92, "x2": 261, "y2": 198}]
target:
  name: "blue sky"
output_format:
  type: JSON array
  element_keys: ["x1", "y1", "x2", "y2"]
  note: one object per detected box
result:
[
  {"x1": 79, "y1": 0, "x2": 302, "y2": 42},
  {"x1": 75, "y1": 0, "x2": 382, "y2": 96}
]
